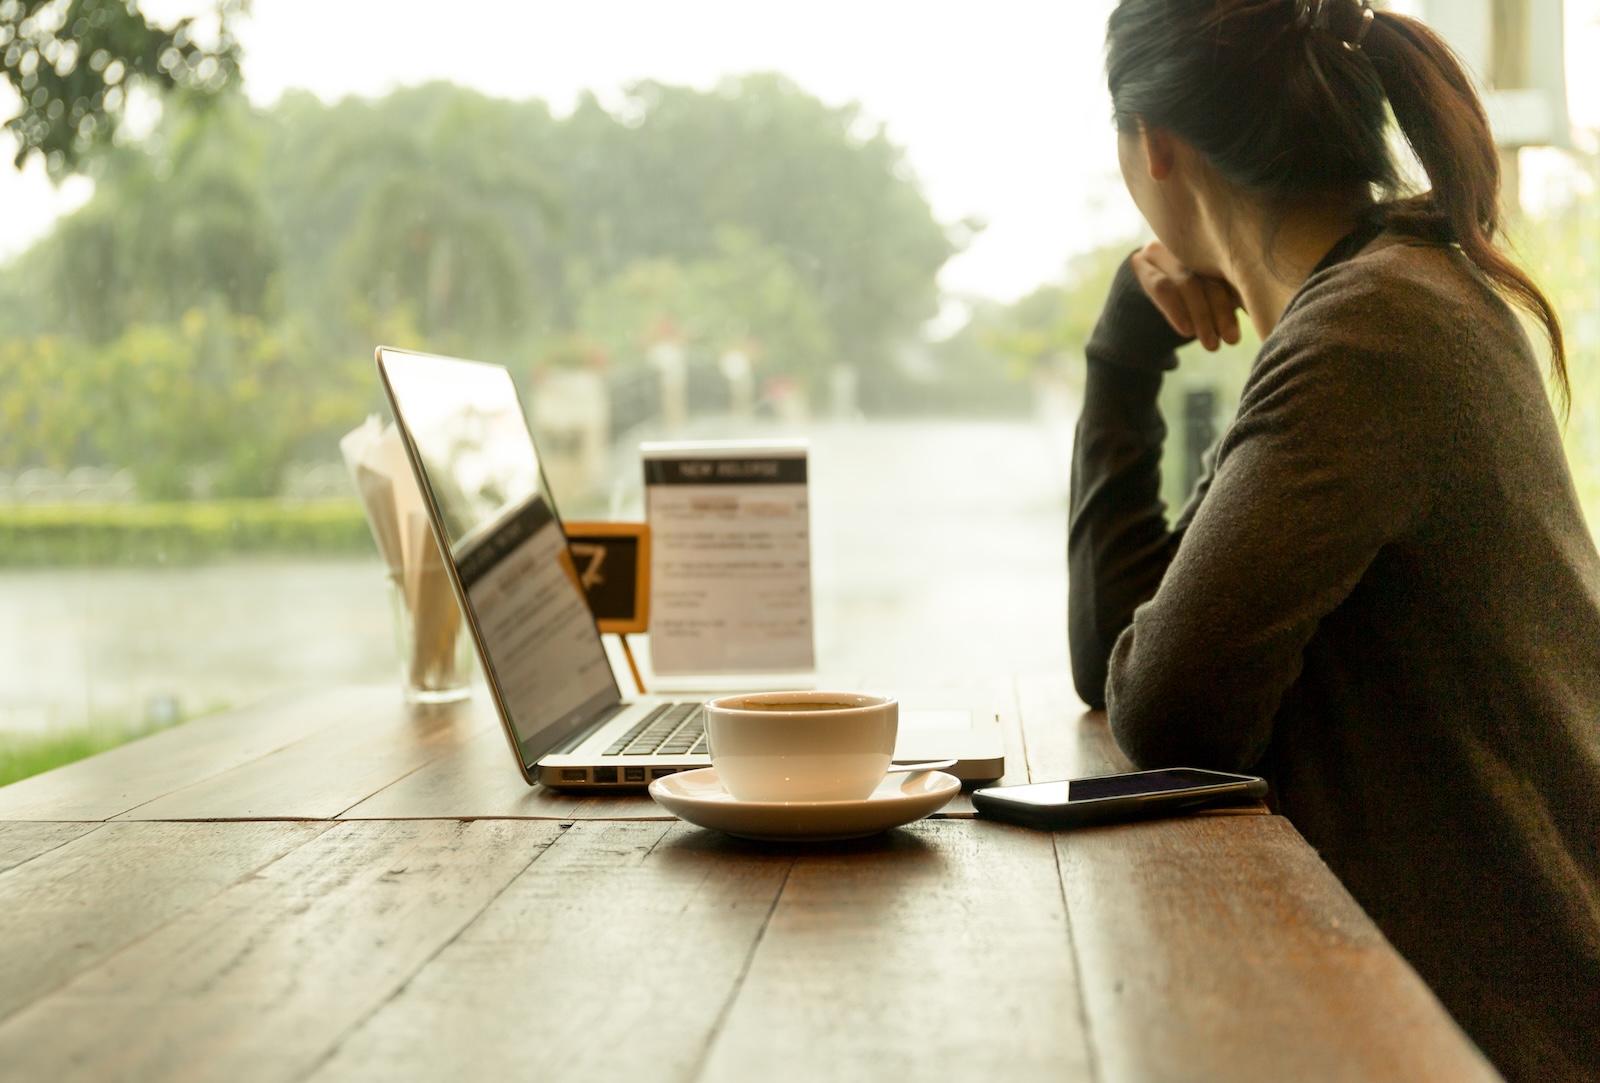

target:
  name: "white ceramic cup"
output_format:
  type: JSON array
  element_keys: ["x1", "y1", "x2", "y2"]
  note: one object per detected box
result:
[{"x1": 704, "y1": 690, "x2": 899, "y2": 803}]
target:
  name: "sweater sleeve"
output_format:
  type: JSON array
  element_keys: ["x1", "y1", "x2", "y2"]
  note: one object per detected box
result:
[
  {"x1": 1105, "y1": 275, "x2": 1446, "y2": 771},
  {"x1": 1067, "y1": 256, "x2": 1194, "y2": 708}
]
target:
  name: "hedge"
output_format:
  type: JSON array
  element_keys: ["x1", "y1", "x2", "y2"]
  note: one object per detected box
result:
[
  {"x1": 0, "y1": 721, "x2": 170, "y2": 787},
  {"x1": 0, "y1": 499, "x2": 377, "y2": 567}
]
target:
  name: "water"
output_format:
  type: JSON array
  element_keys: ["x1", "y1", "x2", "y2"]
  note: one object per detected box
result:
[
  {"x1": 0, "y1": 558, "x2": 397, "y2": 733},
  {"x1": 0, "y1": 419, "x2": 1075, "y2": 735}
]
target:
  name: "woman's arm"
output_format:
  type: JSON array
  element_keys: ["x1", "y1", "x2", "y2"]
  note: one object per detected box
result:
[
  {"x1": 1104, "y1": 271, "x2": 1446, "y2": 770},
  {"x1": 1067, "y1": 256, "x2": 1193, "y2": 708}
]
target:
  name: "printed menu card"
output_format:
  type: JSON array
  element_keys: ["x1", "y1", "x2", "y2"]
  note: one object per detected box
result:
[{"x1": 642, "y1": 440, "x2": 815, "y2": 676}]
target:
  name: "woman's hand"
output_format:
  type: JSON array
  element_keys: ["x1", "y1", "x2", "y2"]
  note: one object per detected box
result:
[{"x1": 1129, "y1": 241, "x2": 1243, "y2": 352}]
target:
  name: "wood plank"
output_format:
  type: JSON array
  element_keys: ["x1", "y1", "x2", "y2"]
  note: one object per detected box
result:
[
  {"x1": 342, "y1": 679, "x2": 1010, "y2": 821},
  {"x1": 0, "y1": 819, "x2": 561, "y2": 1083},
  {"x1": 700, "y1": 819, "x2": 1093, "y2": 1082},
  {"x1": 0, "y1": 685, "x2": 383, "y2": 821},
  {"x1": 306, "y1": 820, "x2": 795, "y2": 1082},
  {"x1": 0, "y1": 820, "x2": 328, "y2": 1023},
  {"x1": 991, "y1": 673, "x2": 1030, "y2": 787},
  {"x1": 924, "y1": 675, "x2": 1027, "y2": 817},
  {"x1": 337, "y1": 722, "x2": 670, "y2": 821},
  {"x1": 1013, "y1": 673, "x2": 1266, "y2": 818},
  {"x1": 1057, "y1": 814, "x2": 1500, "y2": 1082},
  {"x1": 114, "y1": 690, "x2": 495, "y2": 821},
  {"x1": 0, "y1": 821, "x2": 99, "y2": 874},
  {"x1": 1016, "y1": 671, "x2": 1130, "y2": 782}
]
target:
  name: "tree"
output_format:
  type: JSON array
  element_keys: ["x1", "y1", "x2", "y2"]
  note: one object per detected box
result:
[
  {"x1": 1, "y1": 0, "x2": 245, "y2": 177},
  {"x1": 300, "y1": 86, "x2": 563, "y2": 353},
  {"x1": 551, "y1": 74, "x2": 956, "y2": 376},
  {"x1": 0, "y1": 75, "x2": 973, "y2": 498},
  {"x1": 0, "y1": 307, "x2": 369, "y2": 498},
  {"x1": 576, "y1": 228, "x2": 833, "y2": 386},
  {"x1": 1512, "y1": 145, "x2": 1600, "y2": 533},
  {"x1": 960, "y1": 243, "x2": 1131, "y2": 382},
  {"x1": 37, "y1": 100, "x2": 280, "y2": 341}
]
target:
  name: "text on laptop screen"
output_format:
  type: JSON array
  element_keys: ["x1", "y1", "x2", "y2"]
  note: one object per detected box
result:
[{"x1": 380, "y1": 350, "x2": 619, "y2": 757}]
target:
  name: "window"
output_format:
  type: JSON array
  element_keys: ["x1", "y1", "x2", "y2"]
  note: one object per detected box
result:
[{"x1": 1, "y1": 0, "x2": 1595, "y2": 782}]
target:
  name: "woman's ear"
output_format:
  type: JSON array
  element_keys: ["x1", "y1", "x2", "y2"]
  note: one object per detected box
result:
[{"x1": 1142, "y1": 125, "x2": 1177, "y2": 182}]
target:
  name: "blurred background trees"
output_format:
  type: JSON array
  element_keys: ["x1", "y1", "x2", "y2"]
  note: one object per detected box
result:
[
  {"x1": 0, "y1": 73, "x2": 1012, "y2": 498},
  {"x1": 0, "y1": 12, "x2": 1594, "y2": 528}
]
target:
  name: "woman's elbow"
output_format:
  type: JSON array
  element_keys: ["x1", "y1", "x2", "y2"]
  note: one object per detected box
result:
[
  {"x1": 1105, "y1": 651, "x2": 1267, "y2": 773},
  {"x1": 1069, "y1": 642, "x2": 1109, "y2": 710}
]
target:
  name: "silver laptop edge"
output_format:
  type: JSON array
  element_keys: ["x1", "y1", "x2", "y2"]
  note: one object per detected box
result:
[{"x1": 375, "y1": 345, "x2": 1004, "y2": 791}]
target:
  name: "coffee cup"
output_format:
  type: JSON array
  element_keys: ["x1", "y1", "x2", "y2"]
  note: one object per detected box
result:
[{"x1": 704, "y1": 691, "x2": 898, "y2": 802}]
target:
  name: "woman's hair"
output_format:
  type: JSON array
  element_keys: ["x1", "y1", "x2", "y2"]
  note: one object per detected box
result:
[{"x1": 1106, "y1": 0, "x2": 1569, "y2": 410}]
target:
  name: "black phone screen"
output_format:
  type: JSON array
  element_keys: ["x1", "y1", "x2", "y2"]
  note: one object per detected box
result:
[
  {"x1": 971, "y1": 768, "x2": 1268, "y2": 830},
  {"x1": 987, "y1": 769, "x2": 1247, "y2": 808},
  {"x1": 1067, "y1": 768, "x2": 1236, "y2": 801}
]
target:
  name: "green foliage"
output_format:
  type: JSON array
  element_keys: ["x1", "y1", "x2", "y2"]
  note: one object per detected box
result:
[
  {"x1": 0, "y1": 711, "x2": 201, "y2": 787},
  {"x1": 235, "y1": 77, "x2": 949, "y2": 382},
  {"x1": 552, "y1": 75, "x2": 955, "y2": 370},
  {"x1": 964, "y1": 243, "x2": 1133, "y2": 382},
  {"x1": 1157, "y1": 332, "x2": 1260, "y2": 513},
  {"x1": 276, "y1": 85, "x2": 564, "y2": 353},
  {"x1": 0, "y1": 78, "x2": 959, "y2": 502},
  {"x1": 0, "y1": 0, "x2": 244, "y2": 176},
  {"x1": 40, "y1": 101, "x2": 280, "y2": 340},
  {"x1": 0, "y1": 498, "x2": 374, "y2": 566},
  {"x1": 575, "y1": 228, "x2": 833, "y2": 384},
  {"x1": 1510, "y1": 149, "x2": 1600, "y2": 536},
  {"x1": 0, "y1": 308, "x2": 370, "y2": 498}
]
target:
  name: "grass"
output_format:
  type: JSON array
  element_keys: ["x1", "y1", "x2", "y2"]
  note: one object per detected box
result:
[
  {"x1": 0, "y1": 498, "x2": 375, "y2": 567},
  {"x1": 0, "y1": 715, "x2": 200, "y2": 789}
]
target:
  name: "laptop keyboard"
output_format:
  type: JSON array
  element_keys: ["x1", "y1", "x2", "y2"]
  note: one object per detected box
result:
[{"x1": 601, "y1": 702, "x2": 708, "y2": 757}]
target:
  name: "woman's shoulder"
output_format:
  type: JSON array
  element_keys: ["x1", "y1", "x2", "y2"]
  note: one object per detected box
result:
[
  {"x1": 1280, "y1": 234, "x2": 1516, "y2": 350},
  {"x1": 1231, "y1": 236, "x2": 1518, "y2": 463},
  {"x1": 1260, "y1": 234, "x2": 1525, "y2": 398}
]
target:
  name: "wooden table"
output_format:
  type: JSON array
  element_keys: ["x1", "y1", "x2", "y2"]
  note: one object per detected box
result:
[{"x1": 0, "y1": 675, "x2": 1498, "y2": 1082}]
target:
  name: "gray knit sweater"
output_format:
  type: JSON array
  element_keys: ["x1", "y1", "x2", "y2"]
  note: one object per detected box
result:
[{"x1": 1068, "y1": 229, "x2": 1600, "y2": 1082}]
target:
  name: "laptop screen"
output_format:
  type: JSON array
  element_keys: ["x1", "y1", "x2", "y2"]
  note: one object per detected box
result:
[{"x1": 377, "y1": 348, "x2": 620, "y2": 760}]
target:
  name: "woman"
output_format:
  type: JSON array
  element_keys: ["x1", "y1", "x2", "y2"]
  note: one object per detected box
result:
[{"x1": 1070, "y1": 1, "x2": 1600, "y2": 1078}]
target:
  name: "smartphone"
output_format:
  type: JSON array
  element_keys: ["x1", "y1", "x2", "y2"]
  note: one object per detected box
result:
[{"x1": 971, "y1": 767, "x2": 1268, "y2": 830}]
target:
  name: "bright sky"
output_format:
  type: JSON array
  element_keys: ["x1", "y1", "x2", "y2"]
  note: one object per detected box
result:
[{"x1": 2, "y1": 0, "x2": 1597, "y2": 303}]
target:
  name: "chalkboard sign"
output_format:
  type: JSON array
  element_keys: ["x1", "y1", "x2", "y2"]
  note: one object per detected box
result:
[{"x1": 563, "y1": 521, "x2": 650, "y2": 634}]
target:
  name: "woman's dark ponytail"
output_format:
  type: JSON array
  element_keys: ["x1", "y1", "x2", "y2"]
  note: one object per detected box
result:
[
  {"x1": 1105, "y1": 0, "x2": 1570, "y2": 413},
  {"x1": 1364, "y1": 10, "x2": 1569, "y2": 413}
]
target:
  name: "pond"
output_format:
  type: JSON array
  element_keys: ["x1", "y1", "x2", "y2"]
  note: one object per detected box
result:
[{"x1": 0, "y1": 420, "x2": 1075, "y2": 735}]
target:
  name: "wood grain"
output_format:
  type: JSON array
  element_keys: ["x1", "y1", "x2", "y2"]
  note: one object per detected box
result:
[
  {"x1": 338, "y1": 721, "x2": 670, "y2": 821},
  {"x1": 699, "y1": 819, "x2": 1093, "y2": 1083},
  {"x1": 1057, "y1": 814, "x2": 1500, "y2": 1082},
  {"x1": 1016, "y1": 671, "x2": 1130, "y2": 782},
  {"x1": 0, "y1": 675, "x2": 1497, "y2": 1082},
  {"x1": 307, "y1": 819, "x2": 794, "y2": 1083},
  {"x1": 0, "y1": 820, "x2": 328, "y2": 1023},
  {"x1": 925, "y1": 675, "x2": 1029, "y2": 817},
  {"x1": 0, "y1": 819, "x2": 561, "y2": 1083},
  {"x1": 990, "y1": 673, "x2": 1031, "y2": 787},
  {"x1": 0, "y1": 686, "x2": 381, "y2": 821},
  {"x1": 115, "y1": 691, "x2": 493, "y2": 821},
  {"x1": 0, "y1": 821, "x2": 99, "y2": 874},
  {"x1": 1011, "y1": 673, "x2": 1266, "y2": 818},
  {"x1": 342, "y1": 678, "x2": 1011, "y2": 821}
]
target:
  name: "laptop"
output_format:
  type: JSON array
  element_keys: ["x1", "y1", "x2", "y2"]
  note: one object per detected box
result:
[{"x1": 376, "y1": 345, "x2": 1006, "y2": 790}]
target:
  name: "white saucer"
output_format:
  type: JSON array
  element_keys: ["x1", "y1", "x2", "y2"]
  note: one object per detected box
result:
[{"x1": 648, "y1": 767, "x2": 961, "y2": 842}]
